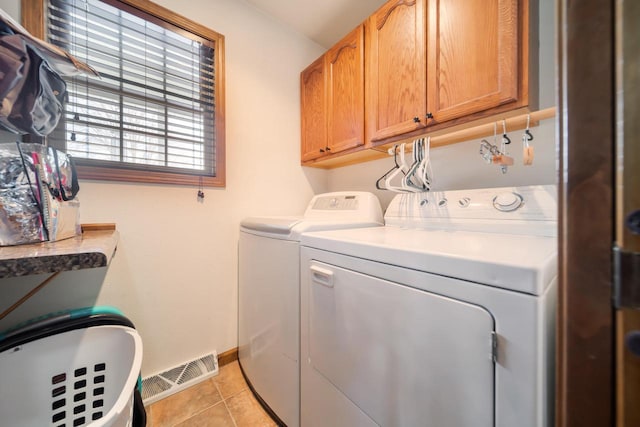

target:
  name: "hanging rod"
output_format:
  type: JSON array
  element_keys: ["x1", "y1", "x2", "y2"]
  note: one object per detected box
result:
[
  {"x1": 379, "y1": 107, "x2": 557, "y2": 153},
  {"x1": 304, "y1": 107, "x2": 557, "y2": 169}
]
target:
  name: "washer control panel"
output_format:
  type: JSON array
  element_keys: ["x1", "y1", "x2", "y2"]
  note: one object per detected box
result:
[
  {"x1": 312, "y1": 195, "x2": 359, "y2": 210},
  {"x1": 304, "y1": 191, "x2": 384, "y2": 224}
]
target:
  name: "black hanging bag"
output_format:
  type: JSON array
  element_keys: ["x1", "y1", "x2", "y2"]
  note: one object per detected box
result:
[{"x1": 0, "y1": 22, "x2": 67, "y2": 136}]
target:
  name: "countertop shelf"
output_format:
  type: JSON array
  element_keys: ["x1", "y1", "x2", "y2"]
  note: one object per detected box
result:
[{"x1": 0, "y1": 229, "x2": 119, "y2": 279}]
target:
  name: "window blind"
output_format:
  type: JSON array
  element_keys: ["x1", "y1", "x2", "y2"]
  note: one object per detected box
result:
[{"x1": 46, "y1": 0, "x2": 216, "y2": 175}]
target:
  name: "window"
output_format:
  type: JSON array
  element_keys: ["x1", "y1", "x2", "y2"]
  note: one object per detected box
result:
[{"x1": 23, "y1": 0, "x2": 225, "y2": 186}]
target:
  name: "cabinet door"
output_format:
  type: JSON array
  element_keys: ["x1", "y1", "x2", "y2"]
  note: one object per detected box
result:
[
  {"x1": 365, "y1": 0, "x2": 427, "y2": 143},
  {"x1": 326, "y1": 25, "x2": 365, "y2": 154},
  {"x1": 301, "y1": 56, "x2": 327, "y2": 162},
  {"x1": 427, "y1": 0, "x2": 521, "y2": 123}
]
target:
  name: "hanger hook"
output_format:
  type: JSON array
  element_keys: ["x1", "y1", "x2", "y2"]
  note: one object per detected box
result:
[
  {"x1": 502, "y1": 119, "x2": 511, "y2": 145},
  {"x1": 525, "y1": 114, "x2": 534, "y2": 141},
  {"x1": 392, "y1": 144, "x2": 400, "y2": 166}
]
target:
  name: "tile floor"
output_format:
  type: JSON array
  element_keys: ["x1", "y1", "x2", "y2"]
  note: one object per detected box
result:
[{"x1": 146, "y1": 361, "x2": 277, "y2": 427}]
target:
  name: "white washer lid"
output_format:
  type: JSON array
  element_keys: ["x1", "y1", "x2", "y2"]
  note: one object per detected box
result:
[
  {"x1": 301, "y1": 226, "x2": 557, "y2": 295},
  {"x1": 241, "y1": 217, "x2": 383, "y2": 240},
  {"x1": 240, "y1": 191, "x2": 383, "y2": 240},
  {"x1": 240, "y1": 216, "x2": 303, "y2": 235}
]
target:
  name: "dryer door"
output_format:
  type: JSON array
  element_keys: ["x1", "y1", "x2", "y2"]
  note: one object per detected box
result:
[{"x1": 306, "y1": 261, "x2": 495, "y2": 427}]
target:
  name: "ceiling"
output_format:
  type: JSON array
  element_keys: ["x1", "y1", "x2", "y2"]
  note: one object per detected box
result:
[{"x1": 244, "y1": 0, "x2": 387, "y2": 48}]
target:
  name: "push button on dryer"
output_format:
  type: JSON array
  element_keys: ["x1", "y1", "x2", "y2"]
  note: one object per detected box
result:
[{"x1": 458, "y1": 197, "x2": 470, "y2": 208}]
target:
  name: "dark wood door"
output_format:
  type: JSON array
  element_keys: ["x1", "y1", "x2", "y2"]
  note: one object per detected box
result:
[
  {"x1": 614, "y1": 0, "x2": 640, "y2": 425},
  {"x1": 557, "y1": 0, "x2": 616, "y2": 426}
]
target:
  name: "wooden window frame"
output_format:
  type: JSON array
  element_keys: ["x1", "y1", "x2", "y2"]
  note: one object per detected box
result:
[{"x1": 22, "y1": 0, "x2": 226, "y2": 187}]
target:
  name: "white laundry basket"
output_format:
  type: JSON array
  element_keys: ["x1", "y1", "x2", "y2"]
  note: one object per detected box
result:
[{"x1": 0, "y1": 313, "x2": 143, "y2": 427}]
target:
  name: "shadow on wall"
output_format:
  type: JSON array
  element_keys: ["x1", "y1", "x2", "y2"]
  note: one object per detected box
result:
[
  {"x1": 302, "y1": 165, "x2": 330, "y2": 195},
  {"x1": 326, "y1": 119, "x2": 557, "y2": 212},
  {"x1": 0, "y1": 268, "x2": 107, "y2": 332}
]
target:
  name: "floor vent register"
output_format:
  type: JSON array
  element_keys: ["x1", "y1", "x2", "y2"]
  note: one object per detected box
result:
[{"x1": 141, "y1": 351, "x2": 218, "y2": 405}]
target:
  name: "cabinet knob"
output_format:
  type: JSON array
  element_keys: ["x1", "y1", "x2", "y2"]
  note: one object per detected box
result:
[
  {"x1": 326, "y1": 147, "x2": 331, "y2": 151},
  {"x1": 413, "y1": 116, "x2": 421, "y2": 123},
  {"x1": 426, "y1": 112, "x2": 434, "y2": 119},
  {"x1": 319, "y1": 148, "x2": 325, "y2": 153}
]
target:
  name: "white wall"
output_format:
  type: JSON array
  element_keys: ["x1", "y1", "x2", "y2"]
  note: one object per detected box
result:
[
  {"x1": 0, "y1": 0, "x2": 327, "y2": 376},
  {"x1": 325, "y1": 0, "x2": 557, "y2": 209}
]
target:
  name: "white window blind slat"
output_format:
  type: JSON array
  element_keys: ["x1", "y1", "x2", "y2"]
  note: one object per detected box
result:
[{"x1": 47, "y1": 0, "x2": 216, "y2": 175}]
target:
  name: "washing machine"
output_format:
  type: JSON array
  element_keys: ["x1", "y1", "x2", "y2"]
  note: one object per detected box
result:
[
  {"x1": 300, "y1": 185, "x2": 557, "y2": 427},
  {"x1": 238, "y1": 192, "x2": 383, "y2": 427}
]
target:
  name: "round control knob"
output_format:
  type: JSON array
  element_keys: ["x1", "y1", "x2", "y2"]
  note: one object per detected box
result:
[
  {"x1": 329, "y1": 198, "x2": 339, "y2": 207},
  {"x1": 492, "y1": 192, "x2": 523, "y2": 212},
  {"x1": 458, "y1": 197, "x2": 471, "y2": 208}
]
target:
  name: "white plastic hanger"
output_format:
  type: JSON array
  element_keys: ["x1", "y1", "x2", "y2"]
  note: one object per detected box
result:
[
  {"x1": 418, "y1": 136, "x2": 433, "y2": 191},
  {"x1": 385, "y1": 143, "x2": 413, "y2": 192},
  {"x1": 403, "y1": 139, "x2": 425, "y2": 191}
]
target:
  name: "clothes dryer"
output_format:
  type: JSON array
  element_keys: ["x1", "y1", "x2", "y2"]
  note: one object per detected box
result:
[
  {"x1": 300, "y1": 185, "x2": 557, "y2": 427},
  {"x1": 238, "y1": 192, "x2": 383, "y2": 427}
]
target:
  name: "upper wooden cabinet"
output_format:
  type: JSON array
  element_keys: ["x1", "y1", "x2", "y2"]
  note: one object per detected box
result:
[
  {"x1": 301, "y1": 0, "x2": 535, "y2": 166},
  {"x1": 426, "y1": 0, "x2": 524, "y2": 123},
  {"x1": 301, "y1": 25, "x2": 365, "y2": 163},
  {"x1": 365, "y1": 0, "x2": 427, "y2": 143},
  {"x1": 301, "y1": 55, "x2": 327, "y2": 162},
  {"x1": 365, "y1": 0, "x2": 532, "y2": 144},
  {"x1": 326, "y1": 25, "x2": 365, "y2": 154}
]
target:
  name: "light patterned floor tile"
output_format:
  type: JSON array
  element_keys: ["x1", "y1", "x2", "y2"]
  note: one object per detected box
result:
[
  {"x1": 226, "y1": 389, "x2": 277, "y2": 427},
  {"x1": 173, "y1": 402, "x2": 235, "y2": 427},
  {"x1": 213, "y1": 361, "x2": 248, "y2": 399},
  {"x1": 147, "y1": 378, "x2": 223, "y2": 427},
  {"x1": 145, "y1": 360, "x2": 278, "y2": 427}
]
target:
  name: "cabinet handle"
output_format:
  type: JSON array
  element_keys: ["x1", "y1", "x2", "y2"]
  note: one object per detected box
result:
[
  {"x1": 426, "y1": 112, "x2": 434, "y2": 119},
  {"x1": 413, "y1": 116, "x2": 421, "y2": 123}
]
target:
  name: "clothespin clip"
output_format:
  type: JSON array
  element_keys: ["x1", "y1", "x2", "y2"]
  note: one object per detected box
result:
[
  {"x1": 492, "y1": 155, "x2": 514, "y2": 166},
  {"x1": 522, "y1": 114, "x2": 534, "y2": 165}
]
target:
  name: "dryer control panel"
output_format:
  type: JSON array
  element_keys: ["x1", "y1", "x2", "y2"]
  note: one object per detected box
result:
[{"x1": 385, "y1": 185, "x2": 557, "y2": 236}]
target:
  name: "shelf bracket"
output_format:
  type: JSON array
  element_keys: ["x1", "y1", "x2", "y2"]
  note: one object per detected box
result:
[{"x1": 0, "y1": 271, "x2": 61, "y2": 321}]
